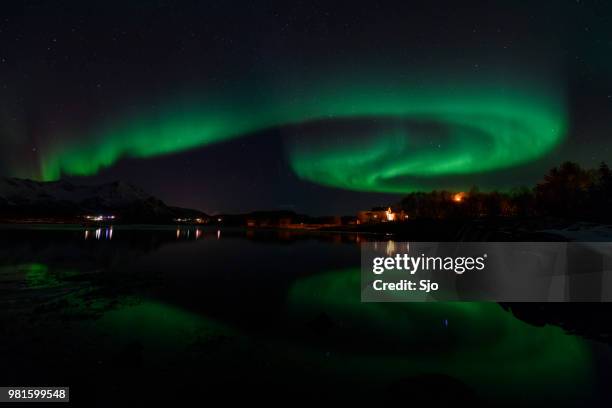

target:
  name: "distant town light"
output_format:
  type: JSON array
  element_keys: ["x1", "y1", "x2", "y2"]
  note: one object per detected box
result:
[
  {"x1": 84, "y1": 214, "x2": 116, "y2": 222},
  {"x1": 453, "y1": 192, "x2": 465, "y2": 203},
  {"x1": 174, "y1": 217, "x2": 208, "y2": 224}
]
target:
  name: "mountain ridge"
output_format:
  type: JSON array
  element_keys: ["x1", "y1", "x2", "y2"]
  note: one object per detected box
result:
[{"x1": 0, "y1": 177, "x2": 206, "y2": 223}]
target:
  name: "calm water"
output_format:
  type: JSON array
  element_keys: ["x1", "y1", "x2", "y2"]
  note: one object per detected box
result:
[{"x1": 0, "y1": 225, "x2": 609, "y2": 405}]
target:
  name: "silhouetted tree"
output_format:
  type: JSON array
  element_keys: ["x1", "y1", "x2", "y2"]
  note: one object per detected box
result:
[
  {"x1": 509, "y1": 186, "x2": 536, "y2": 216},
  {"x1": 535, "y1": 161, "x2": 594, "y2": 218},
  {"x1": 597, "y1": 162, "x2": 612, "y2": 196},
  {"x1": 396, "y1": 161, "x2": 612, "y2": 221},
  {"x1": 586, "y1": 162, "x2": 612, "y2": 220}
]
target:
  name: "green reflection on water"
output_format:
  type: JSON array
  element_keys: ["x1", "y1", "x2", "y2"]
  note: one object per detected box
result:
[
  {"x1": 94, "y1": 300, "x2": 234, "y2": 359},
  {"x1": 22, "y1": 263, "x2": 55, "y2": 288},
  {"x1": 287, "y1": 269, "x2": 593, "y2": 399},
  {"x1": 0, "y1": 263, "x2": 56, "y2": 288},
  {"x1": 20, "y1": 263, "x2": 79, "y2": 288}
]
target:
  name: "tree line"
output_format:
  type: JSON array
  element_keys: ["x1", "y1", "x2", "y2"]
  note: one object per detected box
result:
[{"x1": 398, "y1": 161, "x2": 612, "y2": 221}]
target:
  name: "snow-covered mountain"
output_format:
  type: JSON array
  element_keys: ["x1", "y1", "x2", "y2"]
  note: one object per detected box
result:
[{"x1": 0, "y1": 177, "x2": 206, "y2": 222}]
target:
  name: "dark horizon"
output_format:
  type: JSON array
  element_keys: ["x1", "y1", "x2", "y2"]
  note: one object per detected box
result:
[{"x1": 2, "y1": 159, "x2": 610, "y2": 223}]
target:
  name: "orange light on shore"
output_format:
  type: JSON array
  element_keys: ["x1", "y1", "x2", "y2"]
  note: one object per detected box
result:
[
  {"x1": 386, "y1": 207, "x2": 395, "y2": 221},
  {"x1": 453, "y1": 192, "x2": 465, "y2": 203}
]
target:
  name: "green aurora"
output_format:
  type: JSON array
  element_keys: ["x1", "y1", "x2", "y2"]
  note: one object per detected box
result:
[{"x1": 38, "y1": 71, "x2": 566, "y2": 192}]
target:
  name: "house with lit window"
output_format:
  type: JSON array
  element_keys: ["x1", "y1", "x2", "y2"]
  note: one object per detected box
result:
[{"x1": 356, "y1": 207, "x2": 408, "y2": 224}]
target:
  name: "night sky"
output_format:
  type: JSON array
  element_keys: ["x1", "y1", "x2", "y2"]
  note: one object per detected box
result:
[{"x1": 1, "y1": 0, "x2": 612, "y2": 214}]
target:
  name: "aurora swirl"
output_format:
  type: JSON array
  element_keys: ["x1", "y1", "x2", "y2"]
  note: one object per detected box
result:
[
  {"x1": 287, "y1": 80, "x2": 567, "y2": 192},
  {"x1": 38, "y1": 70, "x2": 566, "y2": 192}
]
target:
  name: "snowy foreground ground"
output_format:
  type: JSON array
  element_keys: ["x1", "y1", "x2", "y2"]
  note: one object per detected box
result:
[{"x1": 543, "y1": 223, "x2": 612, "y2": 242}]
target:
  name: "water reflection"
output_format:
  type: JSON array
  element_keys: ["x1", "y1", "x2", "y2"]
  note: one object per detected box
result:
[
  {"x1": 0, "y1": 226, "x2": 609, "y2": 405},
  {"x1": 84, "y1": 226, "x2": 113, "y2": 240},
  {"x1": 287, "y1": 268, "x2": 593, "y2": 401},
  {"x1": 175, "y1": 227, "x2": 207, "y2": 240},
  {"x1": 174, "y1": 227, "x2": 225, "y2": 241},
  {"x1": 386, "y1": 240, "x2": 395, "y2": 256}
]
